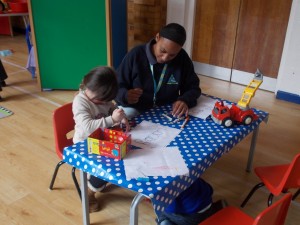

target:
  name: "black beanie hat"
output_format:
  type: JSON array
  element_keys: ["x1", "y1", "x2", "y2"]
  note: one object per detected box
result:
[{"x1": 159, "y1": 23, "x2": 186, "y2": 46}]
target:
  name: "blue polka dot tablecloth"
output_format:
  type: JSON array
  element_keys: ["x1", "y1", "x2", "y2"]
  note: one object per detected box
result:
[{"x1": 63, "y1": 96, "x2": 269, "y2": 216}]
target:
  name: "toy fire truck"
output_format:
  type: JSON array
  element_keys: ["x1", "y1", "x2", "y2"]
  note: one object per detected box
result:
[{"x1": 211, "y1": 69, "x2": 263, "y2": 128}]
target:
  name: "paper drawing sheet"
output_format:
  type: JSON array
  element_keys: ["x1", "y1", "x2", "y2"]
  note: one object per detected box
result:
[
  {"x1": 188, "y1": 95, "x2": 216, "y2": 119},
  {"x1": 129, "y1": 120, "x2": 181, "y2": 149},
  {"x1": 123, "y1": 146, "x2": 189, "y2": 179}
]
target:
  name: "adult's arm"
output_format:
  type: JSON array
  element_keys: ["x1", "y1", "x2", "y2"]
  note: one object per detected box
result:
[
  {"x1": 115, "y1": 52, "x2": 134, "y2": 106},
  {"x1": 177, "y1": 53, "x2": 201, "y2": 108}
]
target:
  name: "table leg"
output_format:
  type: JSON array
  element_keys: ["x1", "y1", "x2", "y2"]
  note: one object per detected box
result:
[
  {"x1": 246, "y1": 126, "x2": 260, "y2": 172},
  {"x1": 129, "y1": 193, "x2": 146, "y2": 225},
  {"x1": 80, "y1": 171, "x2": 90, "y2": 225}
]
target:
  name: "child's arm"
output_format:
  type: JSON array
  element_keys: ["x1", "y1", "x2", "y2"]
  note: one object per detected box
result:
[{"x1": 111, "y1": 108, "x2": 130, "y2": 132}]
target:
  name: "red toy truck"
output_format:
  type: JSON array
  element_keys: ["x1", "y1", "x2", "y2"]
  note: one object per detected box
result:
[
  {"x1": 211, "y1": 69, "x2": 263, "y2": 128},
  {"x1": 211, "y1": 101, "x2": 258, "y2": 127}
]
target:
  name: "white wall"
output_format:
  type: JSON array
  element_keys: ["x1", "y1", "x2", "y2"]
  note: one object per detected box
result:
[
  {"x1": 166, "y1": 0, "x2": 196, "y2": 56},
  {"x1": 276, "y1": 0, "x2": 300, "y2": 96}
]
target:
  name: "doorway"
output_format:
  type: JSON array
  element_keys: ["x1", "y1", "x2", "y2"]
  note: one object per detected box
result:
[{"x1": 192, "y1": 0, "x2": 292, "y2": 92}]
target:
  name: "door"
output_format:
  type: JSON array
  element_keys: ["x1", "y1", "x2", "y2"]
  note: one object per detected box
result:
[
  {"x1": 192, "y1": 0, "x2": 240, "y2": 81},
  {"x1": 192, "y1": 0, "x2": 292, "y2": 92},
  {"x1": 231, "y1": 0, "x2": 292, "y2": 91}
]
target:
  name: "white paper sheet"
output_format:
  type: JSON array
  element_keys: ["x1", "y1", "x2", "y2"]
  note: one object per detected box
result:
[
  {"x1": 188, "y1": 95, "x2": 216, "y2": 119},
  {"x1": 129, "y1": 120, "x2": 181, "y2": 149},
  {"x1": 123, "y1": 146, "x2": 189, "y2": 179}
]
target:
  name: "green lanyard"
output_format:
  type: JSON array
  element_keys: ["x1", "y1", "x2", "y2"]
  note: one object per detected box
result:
[{"x1": 150, "y1": 64, "x2": 168, "y2": 106}]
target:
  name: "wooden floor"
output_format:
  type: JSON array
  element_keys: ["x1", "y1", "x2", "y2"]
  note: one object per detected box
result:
[{"x1": 0, "y1": 34, "x2": 299, "y2": 225}]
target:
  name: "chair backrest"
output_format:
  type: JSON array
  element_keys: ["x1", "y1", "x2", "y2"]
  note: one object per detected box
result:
[
  {"x1": 53, "y1": 102, "x2": 74, "y2": 159},
  {"x1": 283, "y1": 153, "x2": 300, "y2": 189},
  {"x1": 253, "y1": 193, "x2": 292, "y2": 225}
]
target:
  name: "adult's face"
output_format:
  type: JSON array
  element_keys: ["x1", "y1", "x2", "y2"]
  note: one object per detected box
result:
[{"x1": 152, "y1": 34, "x2": 182, "y2": 64}]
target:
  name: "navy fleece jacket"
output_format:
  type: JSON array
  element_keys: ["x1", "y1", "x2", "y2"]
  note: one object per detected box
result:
[{"x1": 115, "y1": 39, "x2": 201, "y2": 111}]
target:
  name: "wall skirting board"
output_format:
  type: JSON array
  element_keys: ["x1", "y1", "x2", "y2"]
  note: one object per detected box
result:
[{"x1": 276, "y1": 91, "x2": 300, "y2": 104}]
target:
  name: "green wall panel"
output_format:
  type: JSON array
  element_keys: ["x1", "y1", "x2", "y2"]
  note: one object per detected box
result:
[{"x1": 31, "y1": 0, "x2": 108, "y2": 90}]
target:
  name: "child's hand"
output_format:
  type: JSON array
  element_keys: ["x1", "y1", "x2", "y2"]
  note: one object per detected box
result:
[
  {"x1": 112, "y1": 108, "x2": 126, "y2": 123},
  {"x1": 121, "y1": 118, "x2": 130, "y2": 133}
]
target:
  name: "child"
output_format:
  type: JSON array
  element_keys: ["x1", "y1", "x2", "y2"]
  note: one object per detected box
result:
[
  {"x1": 72, "y1": 66, "x2": 130, "y2": 213},
  {"x1": 0, "y1": 59, "x2": 8, "y2": 101},
  {"x1": 157, "y1": 178, "x2": 227, "y2": 225}
]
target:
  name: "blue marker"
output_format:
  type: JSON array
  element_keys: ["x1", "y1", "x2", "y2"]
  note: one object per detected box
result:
[{"x1": 137, "y1": 177, "x2": 150, "y2": 182}]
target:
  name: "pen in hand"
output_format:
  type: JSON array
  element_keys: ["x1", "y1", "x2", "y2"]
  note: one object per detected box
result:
[
  {"x1": 114, "y1": 106, "x2": 130, "y2": 132},
  {"x1": 180, "y1": 116, "x2": 189, "y2": 129}
]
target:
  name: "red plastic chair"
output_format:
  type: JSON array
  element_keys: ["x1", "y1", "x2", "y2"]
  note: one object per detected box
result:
[
  {"x1": 49, "y1": 103, "x2": 81, "y2": 199},
  {"x1": 241, "y1": 153, "x2": 300, "y2": 207},
  {"x1": 199, "y1": 193, "x2": 292, "y2": 225}
]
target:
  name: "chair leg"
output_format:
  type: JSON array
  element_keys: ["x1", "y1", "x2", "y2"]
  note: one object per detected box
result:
[
  {"x1": 241, "y1": 182, "x2": 265, "y2": 208},
  {"x1": 72, "y1": 167, "x2": 81, "y2": 200},
  {"x1": 268, "y1": 193, "x2": 274, "y2": 206},
  {"x1": 49, "y1": 161, "x2": 66, "y2": 190},
  {"x1": 292, "y1": 189, "x2": 300, "y2": 200}
]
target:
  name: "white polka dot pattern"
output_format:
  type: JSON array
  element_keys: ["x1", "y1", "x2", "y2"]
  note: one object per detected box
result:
[{"x1": 63, "y1": 96, "x2": 269, "y2": 216}]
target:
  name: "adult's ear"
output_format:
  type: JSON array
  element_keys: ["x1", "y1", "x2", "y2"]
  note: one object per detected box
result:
[{"x1": 155, "y1": 33, "x2": 160, "y2": 42}]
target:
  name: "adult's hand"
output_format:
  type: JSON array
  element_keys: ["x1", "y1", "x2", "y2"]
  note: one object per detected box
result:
[
  {"x1": 172, "y1": 100, "x2": 188, "y2": 118},
  {"x1": 127, "y1": 88, "x2": 143, "y2": 104}
]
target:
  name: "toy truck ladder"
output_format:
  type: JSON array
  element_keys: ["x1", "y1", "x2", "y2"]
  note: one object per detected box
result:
[{"x1": 237, "y1": 69, "x2": 263, "y2": 109}]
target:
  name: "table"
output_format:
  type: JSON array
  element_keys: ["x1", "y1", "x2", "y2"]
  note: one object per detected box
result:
[
  {"x1": 63, "y1": 96, "x2": 269, "y2": 225},
  {"x1": 0, "y1": 12, "x2": 29, "y2": 36}
]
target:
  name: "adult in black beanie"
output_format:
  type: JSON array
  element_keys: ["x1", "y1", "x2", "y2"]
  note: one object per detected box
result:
[
  {"x1": 115, "y1": 24, "x2": 221, "y2": 225},
  {"x1": 116, "y1": 23, "x2": 201, "y2": 119},
  {"x1": 159, "y1": 23, "x2": 186, "y2": 46}
]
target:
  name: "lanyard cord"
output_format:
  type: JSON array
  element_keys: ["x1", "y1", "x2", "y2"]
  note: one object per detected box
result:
[{"x1": 150, "y1": 64, "x2": 168, "y2": 106}]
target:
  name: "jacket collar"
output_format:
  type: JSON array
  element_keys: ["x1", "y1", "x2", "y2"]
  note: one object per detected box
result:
[{"x1": 145, "y1": 39, "x2": 157, "y2": 65}]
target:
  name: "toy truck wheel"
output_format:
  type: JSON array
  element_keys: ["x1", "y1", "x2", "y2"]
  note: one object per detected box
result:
[
  {"x1": 243, "y1": 115, "x2": 253, "y2": 125},
  {"x1": 222, "y1": 118, "x2": 233, "y2": 128}
]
